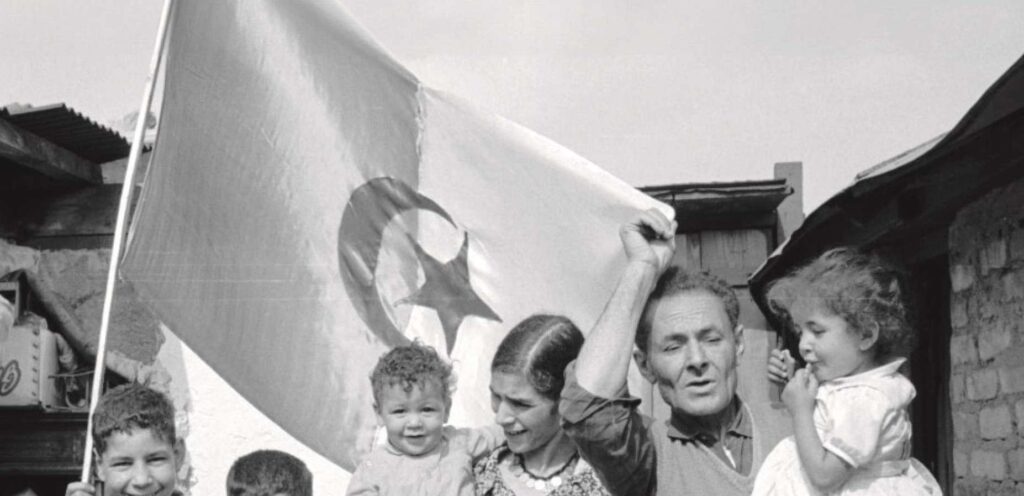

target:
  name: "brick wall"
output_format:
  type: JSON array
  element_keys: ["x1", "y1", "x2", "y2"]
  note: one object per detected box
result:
[{"x1": 948, "y1": 176, "x2": 1024, "y2": 495}]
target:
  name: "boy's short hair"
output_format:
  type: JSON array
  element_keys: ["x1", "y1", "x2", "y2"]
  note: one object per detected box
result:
[
  {"x1": 370, "y1": 342, "x2": 453, "y2": 406},
  {"x1": 227, "y1": 450, "x2": 312, "y2": 496},
  {"x1": 93, "y1": 383, "x2": 176, "y2": 455}
]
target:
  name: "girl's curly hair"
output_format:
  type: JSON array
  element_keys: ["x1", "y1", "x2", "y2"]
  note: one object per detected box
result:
[{"x1": 765, "y1": 247, "x2": 916, "y2": 359}]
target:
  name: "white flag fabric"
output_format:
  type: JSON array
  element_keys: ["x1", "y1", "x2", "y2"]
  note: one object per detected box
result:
[{"x1": 122, "y1": 0, "x2": 670, "y2": 470}]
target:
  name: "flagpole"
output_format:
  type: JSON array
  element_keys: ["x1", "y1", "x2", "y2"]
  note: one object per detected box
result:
[{"x1": 80, "y1": 0, "x2": 176, "y2": 482}]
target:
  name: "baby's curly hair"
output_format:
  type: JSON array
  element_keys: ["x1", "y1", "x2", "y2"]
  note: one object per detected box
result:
[
  {"x1": 370, "y1": 342, "x2": 454, "y2": 406},
  {"x1": 765, "y1": 247, "x2": 916, "y2": 359}
]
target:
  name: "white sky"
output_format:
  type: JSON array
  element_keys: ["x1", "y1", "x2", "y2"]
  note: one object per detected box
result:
[{"x1": 3, "y1": 0, "x2": 1023, "y2": 211}]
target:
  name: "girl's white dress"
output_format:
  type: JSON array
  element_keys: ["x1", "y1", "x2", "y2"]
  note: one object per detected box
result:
[{"x1": 751, "y1": 359, "x2": 941, "y2": 496}]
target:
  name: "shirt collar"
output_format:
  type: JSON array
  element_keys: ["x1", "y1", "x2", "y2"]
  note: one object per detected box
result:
[
  {"x1": 666, "y1": 396, "x2": 751, "y2": 443},
  {"x1": 824, "y1": 357, "x2": 907, "y2": 388}
]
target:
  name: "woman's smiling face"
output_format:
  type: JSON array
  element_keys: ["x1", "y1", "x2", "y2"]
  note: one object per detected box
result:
[{"x1": 489, "y1": 371, "x2": 561, "y2": 456}]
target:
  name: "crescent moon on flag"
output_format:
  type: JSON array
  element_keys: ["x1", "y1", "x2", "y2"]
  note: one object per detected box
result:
[{"x1": 338, "y1": 177, "x2": 455, "y2": 347}]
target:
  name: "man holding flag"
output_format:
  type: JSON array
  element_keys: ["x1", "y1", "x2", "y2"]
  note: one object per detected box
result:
[
  {"x1": 561, "y1": 210, "x2": 791, "y2": 496},
  {"x1": 118, "y1": 0, "x2": 670, "y2": 480}
]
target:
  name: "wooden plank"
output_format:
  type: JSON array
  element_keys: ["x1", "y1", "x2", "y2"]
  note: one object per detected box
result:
[
  {"x1": 906, "y1": 257, "x2": 953, "y2": 491},
  {"x1": 24, "y1": 185, "x2": 123, "y2": 237},
  {"x1": 0, "y1": 118, "x2": 101, "y2": 184},
  {"x1": 670, "y1": 233, "x2": 701, "y2": 271},
  {"x1": 677, "y1": 211, "x2": 777, "y2": 233},
  {"x1": 700, "y1": 229, "x2": 769, "y2": 286},
  {"x1": 2, "y1": 185, "x2": 140, "y2": 247},
  {"x1": 19, "y1": 234, "x2": 116, "y2": 250},
  {"x1": 0, "y1": 411, "x2": 86, "y2": 476},
  {"x1": 774, "y1": 162, "x2": 804, "y2": 244},
  {"x1": 736, "y1": 326, "x2": 779, "y2": 408}
]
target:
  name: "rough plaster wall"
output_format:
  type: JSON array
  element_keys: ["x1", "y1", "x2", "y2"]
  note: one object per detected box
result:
[
  {"x1": 0, "y1": 239, "x2": 164, "y2": 365},
  {"x1": 157, "y1": 327, "x2": 351, "y2": 494},
  {"x1": 36, "y1": 249, "x2": 164, "y2": 364},
  {"x1": 948, "y1": 176, "x2": 1024, "y2": 495}
]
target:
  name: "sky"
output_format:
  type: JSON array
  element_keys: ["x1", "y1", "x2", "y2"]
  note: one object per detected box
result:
[{"x1": 3, "y1": 0, "x2": 1023, "y2": 211}]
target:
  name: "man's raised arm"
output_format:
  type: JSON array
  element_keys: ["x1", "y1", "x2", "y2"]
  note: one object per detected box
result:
[{"x1": 575, "y1": 208, "x2": 676, "y2": 397}]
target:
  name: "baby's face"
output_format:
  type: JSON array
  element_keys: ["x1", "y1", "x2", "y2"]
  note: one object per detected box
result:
[
  {"x1": 375, "y1": 379, "x2": 449, "y2": 456},
  {"x1": 97, "y1": 428, "x2": 180, "y2": 496}
]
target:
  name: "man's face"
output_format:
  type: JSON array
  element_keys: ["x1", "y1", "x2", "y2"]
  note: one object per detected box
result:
[{"x1": 634, "y1": 290, "x2": 743, "y2": 420}]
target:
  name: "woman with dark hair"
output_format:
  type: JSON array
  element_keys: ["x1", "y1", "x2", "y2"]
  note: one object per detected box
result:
[{"x1": 474, "y1": 314, "x2": 610, "y2": 496}]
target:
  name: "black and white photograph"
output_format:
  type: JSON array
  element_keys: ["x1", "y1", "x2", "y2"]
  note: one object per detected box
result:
[{"x1": 1, "y1": 1, "x2": 1023, "y2": 495}]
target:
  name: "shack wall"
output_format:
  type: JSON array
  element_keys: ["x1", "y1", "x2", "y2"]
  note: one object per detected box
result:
[{"x1": 948, "y1": 175, "x2": 1024, "y2": 495}]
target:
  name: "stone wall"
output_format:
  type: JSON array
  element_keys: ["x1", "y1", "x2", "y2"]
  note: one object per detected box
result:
[{"x1": 948, "y1": 176, "x2": 1024, "y2": 495}]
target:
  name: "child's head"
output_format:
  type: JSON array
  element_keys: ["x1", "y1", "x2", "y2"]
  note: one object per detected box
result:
[
  {"x1": 226, "y1": 450, "x2": 312, "y2": 496},
  {"x1": 92, "y1": 383, "x2": 182, "y2": 496},
  {"x1": 766, "y1": 247, "x2": 915, "y2": 379},
  {"x1": 370, "y1": 342, "x2": 453, "y2": 456}
]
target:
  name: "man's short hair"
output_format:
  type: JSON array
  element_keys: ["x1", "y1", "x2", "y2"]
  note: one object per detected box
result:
[
  {"x1": 227, "y1": 450, "x2": 312, "y2": 496},
  {"x1": 636, "y1": 266, "x2": 740, "y2": 351},
  {"x1": 92, "y1": 383, "x2": 176, "y2": 456}
]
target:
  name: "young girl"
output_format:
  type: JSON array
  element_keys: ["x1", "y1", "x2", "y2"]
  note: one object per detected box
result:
[
  {"x1": 752, "y1": 248, "x2": 941, "y2": 496},
  {"x1": 346, "y1": 342, "x2": 503, "y2": 496}
]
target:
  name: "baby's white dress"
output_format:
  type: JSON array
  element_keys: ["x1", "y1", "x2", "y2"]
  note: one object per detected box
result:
[{"x1": 751, "y1": 359, "x2": 941, "y2": 495}]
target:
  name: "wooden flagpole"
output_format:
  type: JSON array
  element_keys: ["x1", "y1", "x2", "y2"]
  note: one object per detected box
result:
[{"x1": 80, "y1": 0, "x2": 176, "y2": 482}]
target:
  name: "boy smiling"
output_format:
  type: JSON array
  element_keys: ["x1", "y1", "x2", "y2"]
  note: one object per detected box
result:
[{"x1": 66, "y1": 384, "x2": 183, "y2": 496}]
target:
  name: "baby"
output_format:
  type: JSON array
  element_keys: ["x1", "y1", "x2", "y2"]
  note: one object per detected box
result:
[{"x1": 346, "y1": 342, "x2": 502, "y2": 495}]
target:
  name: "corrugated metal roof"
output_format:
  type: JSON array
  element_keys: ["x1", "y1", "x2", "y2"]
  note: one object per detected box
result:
[
  {"x1": 0, "y1": 103, "x2": 138, "y2": 164},
  {"x1": 749, "y1": 51, "x2": 1024, "y2": 308},
  {"x1": 853, "y1": 134, "x2": 946, "y2": 181}
]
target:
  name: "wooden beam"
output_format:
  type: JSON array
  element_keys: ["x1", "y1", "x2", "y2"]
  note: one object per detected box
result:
[
  {"x1": 0, "y1": 410, "x2": 86, "y2": 476},
  {"x1": 774, "y1": 162, "x2": 804, "y2": 244},
  {"x1": 0, "y1": 117, "x2": 102, "y2": 184},
  {"x1": 677, "y1": 211, "x2": 777, "y2": 233},
  {"x1": 0, "y1": 185, "x2": 143, "y2": 247}
]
